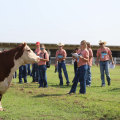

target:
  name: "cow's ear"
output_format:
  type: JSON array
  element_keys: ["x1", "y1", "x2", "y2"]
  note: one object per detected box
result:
[
  {"x1": 22, "y1": 42, "x2": 27, "y2": 46},
  {"x1": 15, "y1": 43, "x2": 25, "y2": 60}
]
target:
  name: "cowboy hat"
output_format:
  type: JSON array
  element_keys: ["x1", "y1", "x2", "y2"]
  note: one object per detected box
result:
[
  {"x1": 99, "y1": 40, "x2": 106, "y2": 45},
  {"x1": 57, "y1": 42, "x2": 64, "y2": 46}
]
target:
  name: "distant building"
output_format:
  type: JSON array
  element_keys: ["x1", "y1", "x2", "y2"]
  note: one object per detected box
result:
[{"x1": 0, "y1": 42, "x2": 120, "y2": 57}]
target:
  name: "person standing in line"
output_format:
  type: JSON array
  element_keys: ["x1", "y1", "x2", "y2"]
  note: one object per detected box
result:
[
  {"x1": 55, "y1": 43, "x2": 70, "y2": 86},
  {"x1": 96, "y1": 40, "x2": 114, "y2": 87},
  {"x1": 32, "y1": 42, "x2": 40, "y2": 82},
  {"x1": 68, "y1": 40, "x2": 89, "y2": 94},
  {"x1": 86, "y1": 42, "x2": 93, "y2": 87},
  {"x1": 38, "y1": 44, "x2": 49, "y2": 88},
  {"x1": 72, "y1": 48, "x2": 79, "y2": 83},
  {"x1": 72, "y1": 48, "x2": 79, "y2": 75}
]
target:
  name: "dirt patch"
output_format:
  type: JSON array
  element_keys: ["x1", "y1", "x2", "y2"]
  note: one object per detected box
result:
[
  {"x1": 0, "y1": 118, "x2": 3, "y2": 120},
  {"x1": 28, "y1": 90, "x2": 33, "y2": 94},
  {"x1": 19, "y1": 88, "x2": 24, "y2": 91}
]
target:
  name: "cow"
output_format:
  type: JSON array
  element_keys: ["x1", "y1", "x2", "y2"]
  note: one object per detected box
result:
[{"x1": 0, "y1": 43, "x2": 39, "y2": 111}]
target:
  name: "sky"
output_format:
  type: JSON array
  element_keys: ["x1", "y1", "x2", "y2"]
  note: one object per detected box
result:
[{"x1": 0, "y1": 0, "x2": 120, "y2": 45}]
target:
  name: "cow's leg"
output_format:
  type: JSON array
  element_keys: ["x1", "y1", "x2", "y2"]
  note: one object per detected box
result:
[{"x1": 0, "y1": 94, "x2": 3, "y2": 111}]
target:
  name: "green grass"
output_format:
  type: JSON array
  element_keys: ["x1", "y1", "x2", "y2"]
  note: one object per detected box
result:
[{"x1": 0, "y1": 65, "x2": 120, "y2": 120}]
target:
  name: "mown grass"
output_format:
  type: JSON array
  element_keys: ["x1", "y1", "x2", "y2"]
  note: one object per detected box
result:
[{"x1": 0, "y1": 65, "x2": 120, "y2": 120}]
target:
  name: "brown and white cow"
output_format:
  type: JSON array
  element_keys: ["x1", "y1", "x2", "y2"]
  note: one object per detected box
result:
[{"x1": 0, "y1": 43, "x2": 39, "y2": 111}]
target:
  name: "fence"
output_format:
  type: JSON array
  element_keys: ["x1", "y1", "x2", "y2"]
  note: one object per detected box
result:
[{"x1": 50, "y1": 57, "x2": 120, "y2": 65}]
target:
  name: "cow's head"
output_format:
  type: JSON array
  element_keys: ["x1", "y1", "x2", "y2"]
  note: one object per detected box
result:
[{"x1": 15, "y1": 43, "x2": 39, "y2": 64}]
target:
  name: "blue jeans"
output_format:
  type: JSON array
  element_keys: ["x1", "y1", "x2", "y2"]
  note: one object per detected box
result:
[
  {"x1": 69, "y1": 65, "x2": 88, "y2": 94},
  {"x1": 58, "y1": 61, "x2": 69, "y2": 85},
  {"x1": 38, "y1": 65, "x2": 48, "y2": 87},
  {"x1": 19, "y1": 65, "x2": 27, "y2": 83},
  {"x1": 100, "y1": 61, "x2": 111, "y2": 85},
  {"x1": 27, "y1": 64, "x2": 31, "y2": 76},
  {"x1": 13, "y1": 71, "x2": 17, "y2": 78},
  {"x1": 86, "y1": 65, "x2": 91, "y2": 85},
  {"x1": 74, "y1": 61, "x2": 78, "y2": 74},
  {"x1": 32, "y1": 63, "x2": 39, "y2": 82}
]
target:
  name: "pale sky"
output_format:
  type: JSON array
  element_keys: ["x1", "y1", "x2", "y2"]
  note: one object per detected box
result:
[{"x1": 0, "y1": 0, "x2": 120, "y2": 45}]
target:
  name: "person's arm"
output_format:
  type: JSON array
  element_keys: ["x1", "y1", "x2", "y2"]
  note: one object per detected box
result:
[
  {"x1": 62, "y1": 52, "x2": 66, "y2": 60},
  {"x1": 107, "y1": 48, "x2": 114, "y2": 64},
  {"x1": 96, "y1": 56, "x2": 100, "y2": 66},
  {"x1": 72, "y1": 56, "x2": 77, "y2": 61},
  {"x1": 89, "y1": 49, "x2": 93, "y2": 60},
  {"x1": 55, "y1": 51, "x2": 58, "y2": 66},
  {"x1": 79, "y1": 50, "x2": 89, "y2": 62},
  {"x1": 95, "y1": 50, "x2": 100, "y2": 66},
  {"x1": 109, "y1": 54, "x2": 114, "y2": 64},
  {"x1": 79, "y1": 56, "x2": 89, "y2": 62},
  {"x1": 40, "y1": 58, "x2": 48, "y2": 61},
  {"x1": 40, "y1": 52, "x2": 49, "y2": 62}
]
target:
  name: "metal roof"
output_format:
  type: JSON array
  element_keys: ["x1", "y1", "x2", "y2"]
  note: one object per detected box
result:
[{"x1": 0, "y1": 42, "x2": 120, "y2": 51}]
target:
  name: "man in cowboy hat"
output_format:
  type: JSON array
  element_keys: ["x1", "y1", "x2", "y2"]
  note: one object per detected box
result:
[
  {"x1": 96, "y1": 40, "x2": 114, "y2": 87},
  {"x1": 55, "y1": 43, "x2": 70, "y2": 86}
]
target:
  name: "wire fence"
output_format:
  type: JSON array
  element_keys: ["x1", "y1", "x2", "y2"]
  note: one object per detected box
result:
[{"x1": 50, "y1": 57, "x2": 120, "y2": 65}]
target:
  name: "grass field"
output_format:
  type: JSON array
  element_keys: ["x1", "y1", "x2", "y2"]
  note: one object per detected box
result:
[{"x1": 0, "y1": 65, "x2": 120, "y2": 120}]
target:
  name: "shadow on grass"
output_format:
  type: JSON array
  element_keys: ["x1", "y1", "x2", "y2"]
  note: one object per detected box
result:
[
  {"x1": 49, "y1": 84, "x2": 72, "y2": 88},
  {"x1": 108, "y1": 88, "x2": 120, "y2": 92},
  {"x1": 10, "y1": 82, "x2": 39, "y2": 88},
  {"x1": 91, "y1": 85, "x2": 101, "y2": 88},
  {"x1": 11, "y1": 82, "x2": 72, "y2": 89},
  {"x1": 33, "y1": 93, "x2": 65, "y2": 98}
]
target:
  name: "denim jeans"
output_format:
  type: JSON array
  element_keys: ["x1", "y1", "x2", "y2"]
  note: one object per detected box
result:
[
  {"x1": 19, "y1": 65, "x2": 27, "y2": 83},
  {"x1": 13, "y1": 71, "x2": 17, "y2": 78},
  {"x1": 86, "y1": 65, "x2": 91, "y2": 85},
  {"x1": 27, "y1": 64, "x2": 31, "y2": 76},
  {"x1": 38, "y1": 65, "x2": 48, "y2": 87},
  {"x1": 69, "y1": 65, "x2": 88, "y2": 94},
  {"x1": 74, "y1": 61, "x2": 78, "y2": 74},
  {"x1": 58, "y1": 61, "x2": 69, "y2": 85},
  {"x1": 32, "y1": 63, "x2": 39, "y2": 82},
  {"x1": 100, "y1": 61, "x2": 111, "y2": 85}
]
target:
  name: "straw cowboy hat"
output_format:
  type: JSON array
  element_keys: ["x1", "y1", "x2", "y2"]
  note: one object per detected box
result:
[
  {"x1": 57, "y1": 42, "x2": 64, "y2": 46},
  {"x1": 99, "y1": 40, "x2": 106, "y2": 45}
]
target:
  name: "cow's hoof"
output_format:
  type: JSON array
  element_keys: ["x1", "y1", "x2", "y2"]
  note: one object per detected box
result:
[{"x1": 0, "y1": 108, "x2": 4, "y2": 111}]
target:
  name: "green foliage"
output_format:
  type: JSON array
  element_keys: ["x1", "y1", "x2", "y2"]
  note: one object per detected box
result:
[{"x1": 0, "y1": 65, "x2": 120, "y2": 120}]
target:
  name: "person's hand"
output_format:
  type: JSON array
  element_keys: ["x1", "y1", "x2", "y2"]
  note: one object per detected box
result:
[
  {"x1": 72, "y1": 56, "x2": 77, "y2": 59},
  {"x1": 79, "y1": 56, "x2": 83, "y2": 59},
  {"x1": 59, "y1": 58, "x2": 63, "y2": 61},
  {"x1": 55, "y1": 63, "x2": 57, "y2": 66},
  {"x1": 95, "y1": 63, "x2": 98, "y2": 66},
  {"x1": 38, "y1": 57, "x2": 40, "y2": 62},
  {"x1": 40, "y1": 58, "x2": 44, "y2": 61},
  {"x1": 95, "y1": 61, "x2": 99, "y2": 66},
  {"x1": 112, "y1": 61, "x2": 114, "y2": 65}
]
